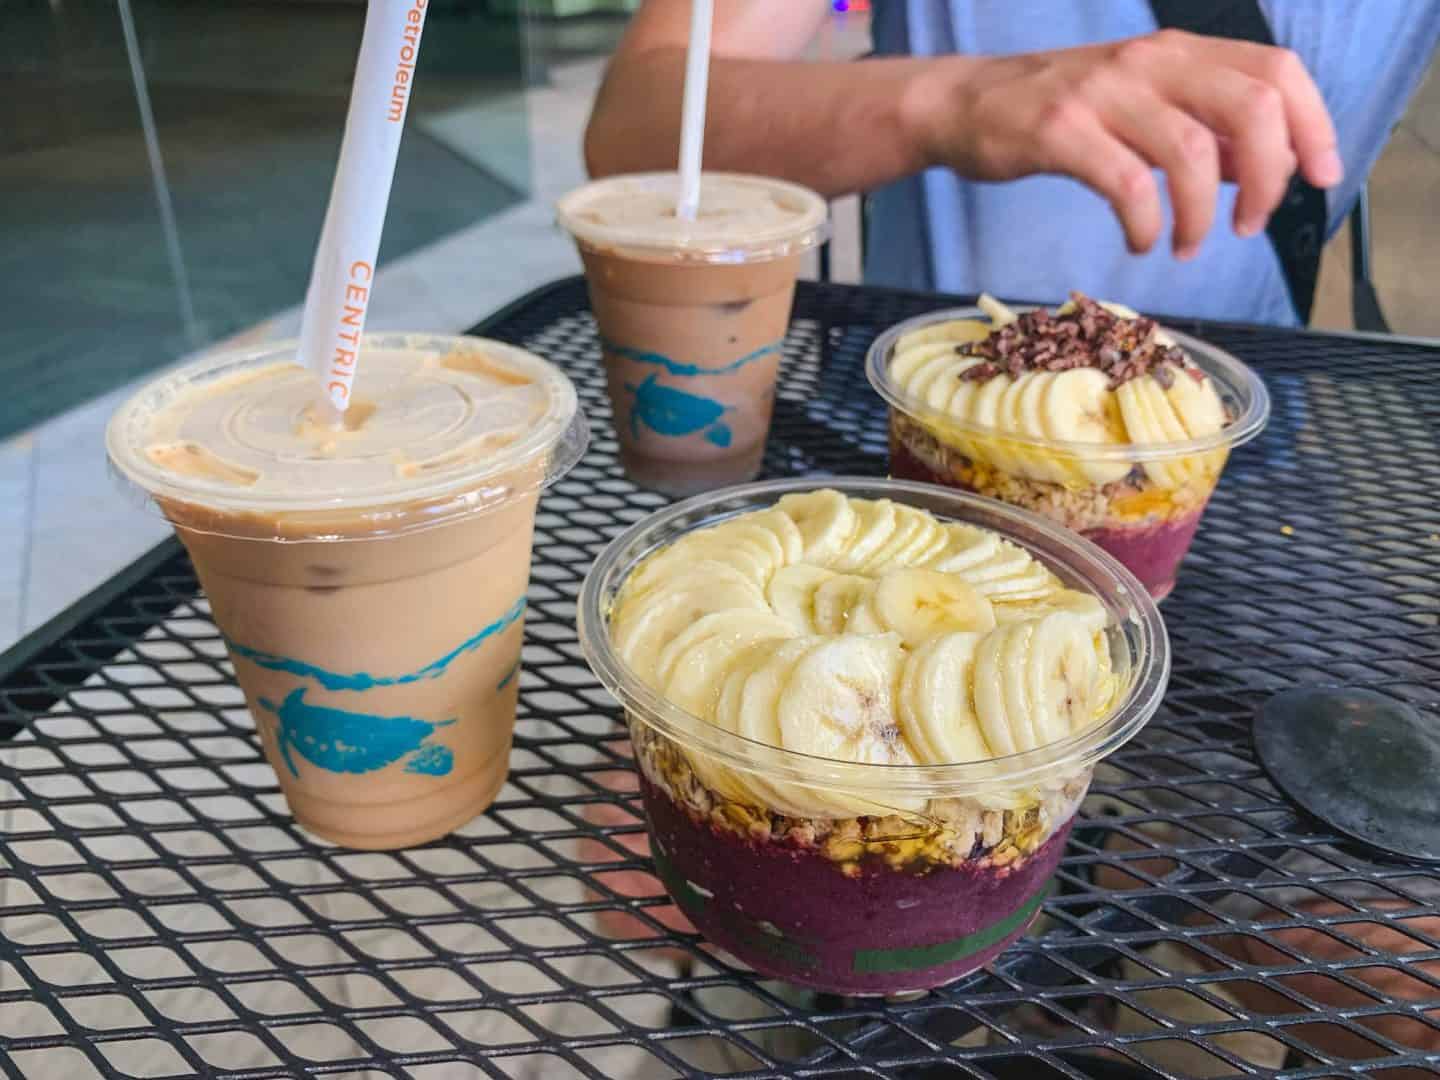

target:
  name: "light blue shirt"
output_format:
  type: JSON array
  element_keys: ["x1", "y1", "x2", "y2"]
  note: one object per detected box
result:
[{"x1": 867, "y1": 0, "x2": 1440, "y2": 324}]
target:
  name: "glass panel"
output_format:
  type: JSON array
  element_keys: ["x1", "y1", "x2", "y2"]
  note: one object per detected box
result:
[{"x1": 0, "y1": 0, "x2": 533, "y2": 440}]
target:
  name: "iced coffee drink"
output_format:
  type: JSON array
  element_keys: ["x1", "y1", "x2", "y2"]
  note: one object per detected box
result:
[
  {"x1": 107, "y1": 333, "x2": 585, "y2": 849},
  {"x1": 557, "y1": 172, "x2": 826, "y2": 498}
]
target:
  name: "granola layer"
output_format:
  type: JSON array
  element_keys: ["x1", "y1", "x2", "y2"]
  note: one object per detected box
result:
[
  {"x1": 630, "y1": 717, "x2": 1090, "y2": 877},
  {"x1": 890, "y1": 412, "x2": 1218, "y2": 533}
]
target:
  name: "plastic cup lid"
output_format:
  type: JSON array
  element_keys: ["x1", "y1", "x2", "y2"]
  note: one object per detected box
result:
[
  {"x1": 107, "y1": 332, "x2": 586, "y2": 539},
  {"x1": 555, "y1": 171, "x2": 828, "y2": 263}
]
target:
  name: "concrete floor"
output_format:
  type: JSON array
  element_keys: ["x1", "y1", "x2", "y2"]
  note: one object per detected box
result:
[{"x1": 1, "y1": 16, "x2": 1436, "y2": 653}]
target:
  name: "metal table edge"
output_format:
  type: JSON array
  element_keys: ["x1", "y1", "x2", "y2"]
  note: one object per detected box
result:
[{"x1": 0, "y1": 537, "x2": 185, "y2": 696}]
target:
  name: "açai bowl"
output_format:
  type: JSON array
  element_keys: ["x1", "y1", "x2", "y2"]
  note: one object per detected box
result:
[
  {"x1": 867, "y1": 294, "x2": 1269, "y2": 600},
  {"x1": 578, "y1": 477, "x2": 1168, "y2": 995}
]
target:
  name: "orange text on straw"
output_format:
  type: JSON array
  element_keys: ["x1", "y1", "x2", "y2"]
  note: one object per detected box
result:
[
  {"x1": 328, "y1": 260, "x2": 372, "y2": 404},
  {"x1": 388, "y1": 0, "x2": 427, "y2": 123}
]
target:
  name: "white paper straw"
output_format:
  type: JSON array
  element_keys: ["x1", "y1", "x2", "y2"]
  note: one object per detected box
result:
[
  {"x1": 296, "y1": 0, "x2": 430, "y2": 415},
  {"x1": 676, "y1": 0, "x2": 714, "y2": 222}
]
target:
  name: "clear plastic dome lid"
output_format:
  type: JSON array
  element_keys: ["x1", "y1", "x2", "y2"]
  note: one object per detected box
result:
[{"x1": 107, "y1": 332, "x2": 586, "y2": 539}]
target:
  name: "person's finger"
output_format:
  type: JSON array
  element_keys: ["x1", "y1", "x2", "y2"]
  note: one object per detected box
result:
[
  {"x1": 1181, "y1": 32, "x2": 1342, "y2": 189},
  {"x1": 1097, "y1": 87, "x2": 1220, "y2": 257},
  {"x1": 1155, "y1": 65, "x2": 1299, "y2": 238},
  {"x1": 1032, "y1": 100, "x2": 1164, "y2": 253}
]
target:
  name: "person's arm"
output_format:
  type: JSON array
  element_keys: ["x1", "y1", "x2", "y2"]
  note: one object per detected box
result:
[
  {"x1": 585, "y1": 0, "x2": 1343, "y2": 259},
  {"x1": 585, "y1": 0, "x2": 940, "y2": 199}
]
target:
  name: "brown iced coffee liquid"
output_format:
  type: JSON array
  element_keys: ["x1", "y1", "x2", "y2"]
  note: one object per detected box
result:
[
  {"x1": 580, "y1": 247, "x2": 801, "y2": 497},
  {"x1": 167, "y1": 485, "x2": 538, "y2": 850}
]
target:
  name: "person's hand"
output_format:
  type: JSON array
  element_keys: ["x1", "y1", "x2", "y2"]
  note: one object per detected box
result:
[{"x1": 907, "y1": 29, "x2": 1342, "y2": 257}]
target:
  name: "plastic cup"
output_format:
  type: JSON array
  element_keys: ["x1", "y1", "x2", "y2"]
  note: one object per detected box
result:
[
  {"x1": 107, "y1": 333, "x2": 586, "y2": 849},
  {"x1": 866, "y1": 308, "x2": 1270, "y2": 600},
  {"x1": 578, "y1": 477, "x2": 1168, "y2": 995},
  {"x1": 557, "y1": 172, "x2": 827, "y2": 498}
]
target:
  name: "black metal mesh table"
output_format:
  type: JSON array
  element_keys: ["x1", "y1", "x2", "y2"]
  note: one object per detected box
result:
[{"x1": 3, "y1": 276, "x2": 1438, "y2": 1079}]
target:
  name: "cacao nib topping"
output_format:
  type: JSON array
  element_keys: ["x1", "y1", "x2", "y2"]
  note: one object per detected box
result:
[
  {"x1": 958, "y1": 361, "x2": 1000, "y2": 382},
  {"x1": 959, "y1": 292, "x2": 1192, "y2": 388}
]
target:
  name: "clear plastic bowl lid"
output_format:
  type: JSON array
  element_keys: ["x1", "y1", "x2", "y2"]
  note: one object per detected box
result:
[
  {"x1": 866, "y1": 305, "x2": 1270, "y2": 463},
  {"x1": 107, "y1": 332, "x2": 587, "y2": 539},
  {"x1": 578, "y1": 477, "x2": 1171, "y2": 802},
  {"x1": 555, "y1": 171, "x2": 829, "y2": 264}
]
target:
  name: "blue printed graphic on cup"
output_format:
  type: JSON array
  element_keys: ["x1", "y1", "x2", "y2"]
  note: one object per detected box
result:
[
  {"x1": 259, "y1": 688, "x2": 457, "y2": 778},
  {"x1": 234, "y1": 597, "x2": 526, "y2": 779},
  {"x1": 625, "y1": 374, "x2": 732, "y2": 446},
  {"x1": 605, "y1": 338, "x2": 781, "y2": 448}
]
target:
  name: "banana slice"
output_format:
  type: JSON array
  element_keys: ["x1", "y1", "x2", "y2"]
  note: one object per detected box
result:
[
  {"x1": 777, "y1": 489, "x2": 856, "y2": 567},
  {"x1": 873, "y1": 568, "x2": 996, "y2": 646},
  {"x1": 612, "y1": 580, "x2": 769, "y2": 686},
  {"x1": 1015, "y1": 370, "x2": 1052, "y2": 440},
  {"x1": 896, "y1": 319, "x2": 992, "y2": 352},
  {"x1": 1116, "y1": 379, "x2": 1185, "y2": 487},
  {"x1": 832, "y1": 498, "x2": 897, "y2": 571},
  {"x1": 707, "y1": 519, "x2": 788, "y2": 572},
  {"x1": 1005, "y1": 372, "x2": 1059, "y2": 483},
  {"x1": 1025, "y1": 612, "x2": 1101, "y2": 746},
  {"x1": 1141, "y1": 376, "x2": 1195, "y2": 486},
  {"x1": 735, "y1": 637, "x2": 815, "y2": 749},
  {"x1": 871, "y1": 506, "x2": 948, "y2": 571},
  {"x1": 812, "y1": 574, "x2": 877, "y2": 634},
  {"x1": 1142, "y1": 376, "x2": 1191, "y2": 443},
  {"x1": 777, "y1": 634, "x2": 923, "y2": 815},
  {"x1": 994, "y1": 587, "x2": 1108, "y2": 633},
  {"x1": 944, "y1": 371, "x2": 980, "y2": 423},
  {"x1": 1165, "y1": 365, "x2": 1227, "y2": 439},
  {"x1": 740, "y1": 508, "x2": 805, "y2": 564},
  {"x1": 973, "y1": 622, "x2": 1031, "y2": 754},
  {"x1": 1041, "y1": 368, "x2": 1133, "y2": 485},
  {"x1": 624, "y1": 556, "x2": 759, "y2": 607},
  {"x1": 859, "y1": 504, "x2": 930, "y2": 572},
  {"x1": 999, "y1": 621, "x2": 1043, "y2": 752},
  {"x1": 967, "y1": 373, "x2": 1015, "y2": 474},
  {"x1": 977, "y1": 293, "x2": 1019, "y2": 327},
  {"x1": 840, "y1": 601, "x2": 887, "y2": 633},
  {"x1": 926, "y1": 524, "x2": 1001, "y2": 573},
  {"x1": 907, "y1": 353, "x2": 968, "y2": 406},
  {"x1": 956, "y1": 539, "x2": 1035, "y2": 585},
  {"x1": 890, "y1": 342, "x2": 964, "y2": 385},
  {"x1": 899, "y1": 632, "x2": 991, "y2": 764},
  {"x1": 923, "y1": 358, "x2": 985, "y2": 411},
  {"x1": 635, "y1": 534, "x2": 771, "y2": 590},
  {"x1": 905, "y1": 516, "x2": 952, "y2": 567},
  {"x1": 847, "y1": 597, "x2": 888, "y2": 634},
  {"x1": 709, "y1": 642, "x2": 794, "y2": 806},
  {"x1": 766, "y1": 564, "x2": 837, "y2": 632},
  {"x1": 1096, "y1": 299, "x2": 1139, "y2": 320},
  {"x1": 778, "y1": 634, "x2": 911, "y2": 763},
  {"x1": 688, "y1": 537, "x2": 776, "y2": 586},
  {"x1": 735, "y1": 638, "x2": 831, "y2": 815},
  {"x1": 970, "y1": 559, "x2": 1057, "y2": 601},
  {"x1": 658, "y1": 611, "x2": 798, "y2": 717}
]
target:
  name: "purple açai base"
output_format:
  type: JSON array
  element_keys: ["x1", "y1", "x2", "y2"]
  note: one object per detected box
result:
[
  {"x1": 888, "y1": 439, "x2": 1206, "y2": 601},
  {"x1": 641, "y1": 775, "x2": 1073, "y2": 995}
]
